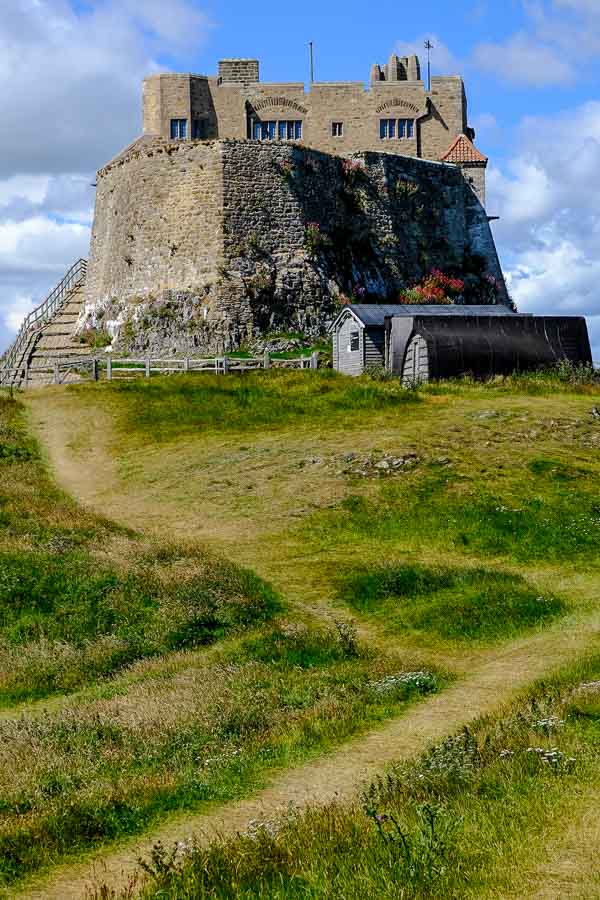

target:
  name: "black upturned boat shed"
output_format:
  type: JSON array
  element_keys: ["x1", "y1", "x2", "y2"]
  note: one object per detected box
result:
[{"x1": 330, "y1": 304, "x2": 592, "y2": 381}]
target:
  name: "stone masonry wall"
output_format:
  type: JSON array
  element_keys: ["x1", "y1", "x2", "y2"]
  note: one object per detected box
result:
[{"x1": 81, "y1": 138, "x2": 507, "y2": 355}]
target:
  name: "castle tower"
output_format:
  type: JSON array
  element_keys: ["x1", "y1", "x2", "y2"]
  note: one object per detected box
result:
[{"x1": 440, "y1": 134, "x2": 488, "y2": 206}]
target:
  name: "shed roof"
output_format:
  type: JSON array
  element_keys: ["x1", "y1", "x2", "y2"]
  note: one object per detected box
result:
[{"x1": 332, "y1": 303, "x2": 516, "y2": 330}]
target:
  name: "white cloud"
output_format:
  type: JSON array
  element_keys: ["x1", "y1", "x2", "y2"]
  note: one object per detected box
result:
[
  {"x1": 3, "y1": 295, "x2": 38, "y2": 332},
  {"x1": 0, "y1": 218, "x2": 89, "y2": 271},
  {"x1": 0, "y1": 176, "x2": 50, "y2": 208},
  {"x1": 472, "y1": 0, "x2": 600, "y2": 87},
  {"x1": 472, "y1": 32, "x2": 575, "y2": 86},
  {"x1": 0, "y1": 0, "x2": 210, "y2": 351},
  {"x1": 489, "y1": 101, "x2": 600, "y2": 359},
  {"x1": 0, "y1": 1, "x2": 209, "y2": 178}
]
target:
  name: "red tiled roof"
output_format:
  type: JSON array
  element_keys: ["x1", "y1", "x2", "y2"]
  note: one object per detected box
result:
[{"x1": 440, "y1": 134, "x2": 488, "y2": 164}]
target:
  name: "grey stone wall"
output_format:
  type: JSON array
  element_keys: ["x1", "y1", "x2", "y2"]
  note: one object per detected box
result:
[{"x1": 81, "y1": 138, "x2": 507, "y2": 355}]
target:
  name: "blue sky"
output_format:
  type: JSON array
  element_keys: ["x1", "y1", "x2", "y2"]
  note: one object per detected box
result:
[{"x1": 2, "y1": 0, "x2": 600, "y2": 358}]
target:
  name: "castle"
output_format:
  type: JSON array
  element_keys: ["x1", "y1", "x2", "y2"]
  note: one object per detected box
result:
[
  {"x1": 142, "y1": 55, "x2": 488, "y2": 204},
  {"x1": 73, "y1": 50, "x2": 506, "y2": 356}
]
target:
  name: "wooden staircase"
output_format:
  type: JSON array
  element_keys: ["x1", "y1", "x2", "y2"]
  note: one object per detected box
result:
[{"x1": 0, "y1": 260, "x2": 89, "y2": 389}]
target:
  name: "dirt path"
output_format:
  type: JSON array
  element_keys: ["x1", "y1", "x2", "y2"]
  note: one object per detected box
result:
[
  {"x1": 16, "y1": 619, "x2": 600, "y2": 900},
  {"x1": 16, "y1": 389, "x2": 600, "y2": 899}
]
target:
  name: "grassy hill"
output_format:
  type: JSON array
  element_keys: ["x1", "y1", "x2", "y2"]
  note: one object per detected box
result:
[{"x1": 1, "y1": 367, "x2": 599, "y2": 898}]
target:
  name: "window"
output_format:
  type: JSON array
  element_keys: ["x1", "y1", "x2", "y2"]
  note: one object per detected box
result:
[
  {"x1": 380, "y1": 118, "x2": 396, "y2": 139},
  {"x1": 332, "y1": 121, "x2": 344, "y2": 137},
  {"x1": 379, "y1": 118, "x2": 415, "y2": 140},
  {"x1": 170, "y1": 119, "x2": 187, "y2": 140},
  {"x1": 350, "y1": 331, "x2": 360, "y2": 352},
  {"x1": 192, "y1": 119, "x2": 208, "y2": 140},
  {"x1": 252, "y1": 119, "x2": 302, "y2": 142}
]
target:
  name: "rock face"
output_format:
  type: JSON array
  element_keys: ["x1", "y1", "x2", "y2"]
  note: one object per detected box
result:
[{"x1": 80, "y1": 138, "x2": 508, "y2": 355}]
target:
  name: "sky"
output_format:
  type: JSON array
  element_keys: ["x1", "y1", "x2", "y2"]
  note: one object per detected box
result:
[{"x1": 1, "y1": 0, "x2": 600, "y2": 360}]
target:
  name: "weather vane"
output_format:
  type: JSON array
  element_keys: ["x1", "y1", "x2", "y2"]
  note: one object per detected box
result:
[{"x1": 424, "y1": 39, "x2": 434, "y2": 91}]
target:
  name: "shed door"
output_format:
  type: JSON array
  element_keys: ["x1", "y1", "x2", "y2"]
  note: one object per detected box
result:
[{"x1": 402, "y1": 334, "x2": 429, "y2": 384}]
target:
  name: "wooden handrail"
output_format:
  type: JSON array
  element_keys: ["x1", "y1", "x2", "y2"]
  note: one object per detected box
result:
[{"x1": 0, "y1": 259, "x2": 87, "y2": 387}]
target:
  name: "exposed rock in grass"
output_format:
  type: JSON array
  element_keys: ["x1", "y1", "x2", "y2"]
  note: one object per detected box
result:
[{"x1": 334, "y1": 452, "x2": 420, "y2": 478}]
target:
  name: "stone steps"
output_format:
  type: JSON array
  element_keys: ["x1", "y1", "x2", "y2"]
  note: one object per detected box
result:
[{"x1": 27, "y1": 285, "x2": 88, "y2": 374}]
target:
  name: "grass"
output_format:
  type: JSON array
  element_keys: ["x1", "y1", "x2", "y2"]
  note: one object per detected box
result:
[
  {"x1": 340, "y1": 563, "x2": 566, "y2": 642},
  {"x1": 309, "y1": 459, "x2": 600, "y2": 565},
  {"x1": 76, "y1": 370, "x2": 421, "y2": 443},
  {"x1": 0, "y1": 387, "x2": 450, "y2": 889},
  {"x1": 103, "y1": 655, "x2": 600, "y2": 900},
  {"x1": 0, "y1": 392, "x2": 280, "y2": 703},
  {"x1": 10, "y1": 366, "x2": 600, "y2": 896},
  {"x1": 0, "y1": 622, "x2": 446, "y2": 887}
]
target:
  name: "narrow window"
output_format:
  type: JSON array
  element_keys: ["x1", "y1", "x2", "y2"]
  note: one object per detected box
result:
[
  {"x1": 407, "y1": 119, "x2": 414, "y2": 138},
  {"x1": 253, "y1": 120, "x2": 262, "y2": 140},
  {"x1": 294, "y1": 120, "x2": 302, "y2": 140},
  {"x1": 350, "y1": 331, "x2": 360, "y2": 352},
  {"x1": 268, "y1": 121, "x2": 277, "y2": 141},
  {"x1": 389, "y1": 119, "x2": 396, "y2": 139},
  {"x1": 380, "y1": 120, "x2": 388, "y2": 139},
  {"x1": 398, "y1": 119, "x2": 406, "y2": 139},
  {"x1": 170, "y1": 119, "x2": 187, "y2": 140},
  {"x1": 332, "y1": 121, "x2": 344, "y2": 137},
  {"x1": 278, "y1": 121, "x2": 287, "y2": 140}
]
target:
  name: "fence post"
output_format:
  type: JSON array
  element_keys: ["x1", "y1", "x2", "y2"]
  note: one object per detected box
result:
[
  {"x1": 107, "y1": 357, "x2": 112, "y2": 381},
  {"x1": 310, "y1": 351, "x2": 319, "y2": 370},
  {"x1": 222, "y1": 356, "x2": 229, "y2": 375},
  {"x1": 54, "y1": 363, "x2": 60, "y2": 385},
  {"x1": 263, "y1": 351, "x2": 271, "y2": 369},
  {"x1": 183, "y1": 357, "x2": 190, "y2": 373},
  {"x1": 92, "y1": 359, "x2": 99, "y2": 382},
  {"x1": 145, "y1": 358, "x2": 151, "y2": 378}
]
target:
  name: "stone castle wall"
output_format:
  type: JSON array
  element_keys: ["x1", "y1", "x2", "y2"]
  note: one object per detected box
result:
[{"x1": 81, "y1": 139, "x2": 507, "y2": 355}]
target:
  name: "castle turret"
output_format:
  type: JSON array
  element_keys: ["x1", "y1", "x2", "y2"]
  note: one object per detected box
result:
[
  {"x1": 440, "y1": 133, "x2": 488, "y2": 206},
  {"x1": 372, "y1": 53, "x2": 421, "y2": 82}
]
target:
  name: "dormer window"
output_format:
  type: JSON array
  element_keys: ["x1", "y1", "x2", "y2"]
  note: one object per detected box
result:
[{"x1": 170, "y1": 119, "x2": 188, "y2": 140}]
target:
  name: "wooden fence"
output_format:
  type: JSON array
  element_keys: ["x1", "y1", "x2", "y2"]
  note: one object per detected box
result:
[{"x1": 0, "y1": 352, "x2": 320, "y2": 389}]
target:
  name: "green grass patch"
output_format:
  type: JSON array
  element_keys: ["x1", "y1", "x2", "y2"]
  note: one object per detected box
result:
[
  {"x1": 81, "y1": 370, "x2": 420, "y2": 443},
  {"x1": 340, "y1": 563, "x2": 565, "y2": 642},
  {"x1": 0, "y1": 622, "x2": 445, "y2": 887},
  {"x1": 0, "y1": 548, "x2": 279, "y2": 704},
  {"x1": 112, "y1": 657, "x2": 600, "y2": 900}
]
